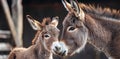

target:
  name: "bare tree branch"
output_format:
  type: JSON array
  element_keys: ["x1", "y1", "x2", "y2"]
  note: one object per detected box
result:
[
  {"x1": 11, "y1": 0, "x2": 23, "y2": 47},
  {"x1": 1, "y1": 0, "x2": 17, "y2": 46},
  {"x1": 1, "y1": 0, "x2": 23, "y2": 47}
]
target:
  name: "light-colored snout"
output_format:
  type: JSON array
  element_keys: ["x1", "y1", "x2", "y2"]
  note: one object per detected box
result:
[
  {"x1": 51, "y1": 41, "x2": 68, "y2": 56},
  {"x1": 52, "y1": 41, "x2": 61, "y2": 52}
]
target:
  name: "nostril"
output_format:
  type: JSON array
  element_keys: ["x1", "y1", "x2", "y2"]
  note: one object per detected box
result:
[
  {"x1": 61, "y1": 50, "x2": 66, "y2": 56},
  {"x1": 55, "y1": 46, "x2": 58, "y2": 51},
  {"x1": 55, "y1": 46, "x2": 61, "y2": 51}
]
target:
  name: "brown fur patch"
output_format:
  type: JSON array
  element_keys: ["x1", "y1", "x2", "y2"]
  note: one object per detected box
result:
[{"x1": 32, "y1": 18, "x2": 51, "y2": 44}]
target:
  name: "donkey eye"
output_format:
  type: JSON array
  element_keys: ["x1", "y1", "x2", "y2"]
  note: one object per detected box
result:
[
  {"x1": 67, "y1": 26, "x2": 76, "y2": 32},
  {"x1": 69, "y1": 27, "x2": 75, "y2": 30}
]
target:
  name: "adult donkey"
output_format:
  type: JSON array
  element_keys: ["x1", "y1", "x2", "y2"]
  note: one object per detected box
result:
[
  {"x1": 53, "y1": 0, "x2": 120, "y2": 59},
  {"x1": 8, "y1": 15, "x2": 61, "y2": 59}
]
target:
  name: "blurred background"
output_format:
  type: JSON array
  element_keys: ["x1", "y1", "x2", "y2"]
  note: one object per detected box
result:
[{"x1": 0, "y1": 0, "x2": 120, "y2": 59}]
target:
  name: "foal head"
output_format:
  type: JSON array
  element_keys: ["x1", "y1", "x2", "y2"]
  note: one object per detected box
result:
[
  {"x1": 26, "y1": 15, "x2": 60, "y2": 53},
  {"x1": 53, "y1": 0, "x2": 88, "y2": 56}
]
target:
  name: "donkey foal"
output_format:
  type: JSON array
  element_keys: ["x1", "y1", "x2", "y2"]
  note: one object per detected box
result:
[{"x1": 8, "y1": 15, "x2": 60, "y2": 59}]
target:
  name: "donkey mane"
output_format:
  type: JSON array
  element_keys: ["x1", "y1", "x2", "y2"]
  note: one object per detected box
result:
[
  {"x1": 32, "y1": 31, "x2": 41, "y2": 44},
  {"x1": 79, "y1": 3, "x2": 120, "y2": 19}
]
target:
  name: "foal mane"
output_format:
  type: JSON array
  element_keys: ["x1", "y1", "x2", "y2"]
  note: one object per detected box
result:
[
  {"x1": 79, "y1": 3, "x2": 120, "y2": 19},
  {"x1": 32, "y1": 17, "x2": 51, "y2": 44}
]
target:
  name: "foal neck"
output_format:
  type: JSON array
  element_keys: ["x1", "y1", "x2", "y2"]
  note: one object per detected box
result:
[{"x1": 34, "y1": 41, "x2": 52, "y2": 59}]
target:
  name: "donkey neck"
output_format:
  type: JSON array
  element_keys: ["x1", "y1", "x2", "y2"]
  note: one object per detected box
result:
[
  {"x1": 34, "y1": 42, "x2": 52, "y2": 59},
  {"x1": 84, "y1": 14, "x2": 120, "y2": 51}
]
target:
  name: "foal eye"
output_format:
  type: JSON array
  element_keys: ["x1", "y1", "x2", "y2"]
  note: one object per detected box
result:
[
  {"x1": 45, "y1": 35, "x2": 49, "y2": 37},
  {"x1": 67, "y1": 26, "x2": 76, "y2": 32},
  {"x1": 44, "y1": 34, "x2": 51, "y2": 39}
]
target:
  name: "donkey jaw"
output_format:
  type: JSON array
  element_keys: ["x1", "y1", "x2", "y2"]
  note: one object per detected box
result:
[{"x1": 58, "y1": 36, "x2": 88, "y2": 56}]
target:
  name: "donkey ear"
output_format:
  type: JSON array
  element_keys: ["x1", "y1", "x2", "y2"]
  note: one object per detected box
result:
[
  {"x1": 71, "y1": 0, "x2": 85, "y2": 20},
  {"x1": 70, "y1": 0, "x2": 80, "y2": 14},
  {"x1": 26, "y1": 15, "x2": 42, "y2": 30},
  {"x1": 62, "y1": 0, "x2": 72, "y2": 12},
  {"x1": 51, "y1": 16, "x2": 59, "y2": 27}
]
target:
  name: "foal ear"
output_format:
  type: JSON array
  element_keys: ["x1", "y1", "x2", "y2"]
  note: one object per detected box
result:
[
  {"x1": 26, "y1": 15, "x2": 42, "y2": 30},
  {"x1": 51, "y1": 16, "x2": 59, "y2": 27},
  {"x1": 62, "y1": 0, "x2": 72, "y2": 12}
]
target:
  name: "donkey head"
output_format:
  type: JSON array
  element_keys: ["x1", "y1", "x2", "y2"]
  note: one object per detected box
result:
[
  {"x1": 26, "y1": 15, "x2": 60, "y2": 53},
  {"x1": 53, "y1": 0, "x2": 88, "y2": 56}
]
